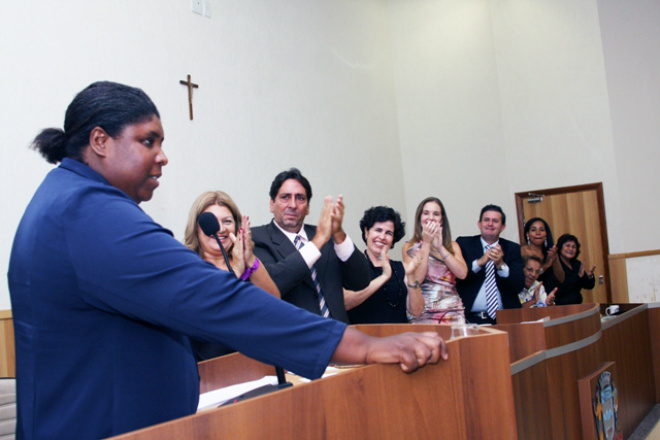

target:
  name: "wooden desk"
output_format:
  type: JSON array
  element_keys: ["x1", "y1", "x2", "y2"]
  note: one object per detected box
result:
[
  {"x1": 498, "y1": 303, "x2": 658, "y2": 439},
  {"x1": 111, "y1": 324, "x2": 518, "y2": 440}
]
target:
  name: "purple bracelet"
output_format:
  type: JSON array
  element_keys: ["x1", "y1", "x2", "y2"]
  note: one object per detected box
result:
[{"x1": 240, "y1": 258, "x2": 260, "y2": 281}]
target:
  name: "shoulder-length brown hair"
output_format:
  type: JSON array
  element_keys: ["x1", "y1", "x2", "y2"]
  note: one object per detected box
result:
[
  {"x1": 184, "y1": 191, "x2": 242, "y2": 257},
  {"x1": 408, "y1": 196, "x2": 454, "y2": 254}
]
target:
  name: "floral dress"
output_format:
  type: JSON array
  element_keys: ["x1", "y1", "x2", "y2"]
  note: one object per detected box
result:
[{"x1": 407, "y1": 241, "x2": 465, "y2": 324}]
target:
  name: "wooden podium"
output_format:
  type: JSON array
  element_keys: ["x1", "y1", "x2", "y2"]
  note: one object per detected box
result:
[{"x1": 111, "y1": 324, "x2": 518, "y2": 439}]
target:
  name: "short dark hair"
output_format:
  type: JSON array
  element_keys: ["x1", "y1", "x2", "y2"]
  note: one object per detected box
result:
[
  {"x1": 269, "y1": 168, "x2": 312, "y2": 201},
  {"x1": 31, "y1": 81, "x2": 160, "y2": 164},
  {"x1": 523, "y1": 254, "x2": 543, "y2": 267},
  {"x1": 556, "y1": 233, "x2": 581, "y2": 262},
  {"x1": 479, "y1": 204, "x2": 506, "y2": 225},
  {"x1": 359, "y1": 206, "x2": 406, "y2": 248}
]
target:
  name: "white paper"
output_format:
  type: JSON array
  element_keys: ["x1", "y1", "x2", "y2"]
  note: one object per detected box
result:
[{"x1": 197, "y1": 376, "x2": 277, "y2": 411}]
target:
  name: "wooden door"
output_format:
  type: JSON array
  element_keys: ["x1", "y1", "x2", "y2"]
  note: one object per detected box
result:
[{"x1": 515, "y1": 183, "x2": 611, "y2": 303}]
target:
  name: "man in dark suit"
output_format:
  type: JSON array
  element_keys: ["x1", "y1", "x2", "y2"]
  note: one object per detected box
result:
[
  {"x1": 456, "y1": 204, "x2": 524, "y2": 324},
  {"x1": 252, "y1": 168, "x2": 370, "y2": 323}
]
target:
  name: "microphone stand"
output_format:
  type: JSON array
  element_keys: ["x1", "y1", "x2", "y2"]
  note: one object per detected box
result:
[
  {"x1": 211, "y1": 233, "x2": 235, "y2": 275},
  {"x1": 199, "y1": 215, "x2": 292, "y2": 406}
]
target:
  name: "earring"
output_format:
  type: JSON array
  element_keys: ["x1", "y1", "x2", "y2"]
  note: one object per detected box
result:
[
  {"x1": 544, "y1": 239, "x2": 548, "y2": 248},
  {"x1": 526, "y1": 237, "x2": 530, "y2": 246}
]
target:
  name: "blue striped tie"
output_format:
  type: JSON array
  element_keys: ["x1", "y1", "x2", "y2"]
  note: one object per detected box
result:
[
  {"x1": 294, "y1": 235, "x2": 331, "y2": 318},
  {"x1": 484, "y1": 245, "x2": 499, "y2": 320}
]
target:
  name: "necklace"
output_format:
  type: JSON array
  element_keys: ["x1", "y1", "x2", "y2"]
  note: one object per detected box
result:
[{"x1": 365, "y1": 250, "x2": 405, "y2": 308}]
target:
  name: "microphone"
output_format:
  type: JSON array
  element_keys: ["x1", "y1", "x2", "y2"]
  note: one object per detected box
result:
[
  {"x1": 200, "y1": 212, "x2": 293, "y2": 405},
  {"x1": 198, "y1": 212, "x2": 235, "y2": 275}
]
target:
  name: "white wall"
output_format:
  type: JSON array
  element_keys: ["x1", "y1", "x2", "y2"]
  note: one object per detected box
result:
[
  {"x1": 1, "y1": 0, "x2": 659, "y2": 309},
  {"x1": 598, "y1": 0, "x2": 660, "y2": 253},
  {"x1": 389, "y1": 0, "x2": 660, "y2": 254}
]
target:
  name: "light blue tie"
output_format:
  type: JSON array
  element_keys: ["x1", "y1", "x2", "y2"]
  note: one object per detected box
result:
[
  {"x1": 294, "y1": 235, "x2": 331, "y2": 318},
  {"x1": 484, "y1": 245, "x2": 499, "y2": 320}
]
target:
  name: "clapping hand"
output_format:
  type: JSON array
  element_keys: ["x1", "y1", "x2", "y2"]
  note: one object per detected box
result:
[
  {"x1": 404, "y1": 251, "x2": 424, "y2": 278},
  {"x1": 230, "y1": 232, "x2": 245, "y2": 277},
  {"x1": 311, "y1": 196, "x2": 334, "y2": 250},
  {"x1": 241, "y1": 215, "x2": 256, "y2": 267},
  {"x1": 479, "y1": 243, "x2": 504, "y2": 268},
  {"x1": 379, "y1": 246, "x2": 392, "y2": 280},
  {"x1": 579, "y1": 261, "x2": 596, "y2": 278},
  {"x1": 532, "y1": 281, "x2": 543, "y2": 303}
]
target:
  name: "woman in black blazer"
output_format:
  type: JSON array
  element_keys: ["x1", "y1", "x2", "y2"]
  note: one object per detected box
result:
[{"x1": 555, "y1": 234, "x2": 596, "y2": 305}]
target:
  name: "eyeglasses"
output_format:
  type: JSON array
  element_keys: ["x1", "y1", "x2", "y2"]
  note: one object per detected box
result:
[{"x1": 524, "y1": 266, "x2": 543, "y2": 275}]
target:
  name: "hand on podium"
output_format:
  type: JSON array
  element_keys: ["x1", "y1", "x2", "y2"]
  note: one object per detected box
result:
[{"x1": 332, "y1": 329, "x2": 448, "y2": 373}]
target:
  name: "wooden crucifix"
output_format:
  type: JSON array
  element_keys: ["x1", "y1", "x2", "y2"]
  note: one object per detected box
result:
[{"x1": 179, "y1": 74, "x2": 199, "y2": 120}]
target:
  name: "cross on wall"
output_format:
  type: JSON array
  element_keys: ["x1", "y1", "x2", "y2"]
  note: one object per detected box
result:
[{"x1": 179, "y1": 74, "x2": 199, "y2": 120}]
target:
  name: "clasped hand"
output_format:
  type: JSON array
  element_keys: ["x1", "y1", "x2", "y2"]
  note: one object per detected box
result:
[
  {"x1": 230, "y1": 215, "x2": 256, "y2": 277},
  {"x1": 312, "y1": 195, "x2": 346, "y2": 248},
  {"x1": 478, "y1": 244, "x2": 504, "y2": 268}
]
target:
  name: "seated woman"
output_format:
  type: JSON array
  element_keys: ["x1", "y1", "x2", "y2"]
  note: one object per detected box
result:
[
  {"x1": 344, "y1": 206, "x2": 424, "y2": 324},
  {"x1": 184, "y1": 191, "x2": 279, "y2": 360},
  {"x1": 520, "y1": 217, "x2": 565, "y2": 292},
  {"x1": 519, "y1": 255, "x2": 557, "y2": 308},
  {"x1": 402, "y1": 197, "x2": 468, "y2": 324},
  {"x1": 555, "y1": 233, "x2": 596, "y2": 305}
]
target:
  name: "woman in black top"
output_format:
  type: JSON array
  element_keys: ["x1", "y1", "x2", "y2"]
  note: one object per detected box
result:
[
  {"x1": 345, "y1": 206, "x2": 424, "y2": 323},
  {"x1": 555, "y1": 234, "x2": 596, "y2": 305}
]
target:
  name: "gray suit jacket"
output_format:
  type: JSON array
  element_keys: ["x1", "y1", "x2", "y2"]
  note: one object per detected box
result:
[{"x1": 252, "y1": 221, "x2": 370, "y2": 323}]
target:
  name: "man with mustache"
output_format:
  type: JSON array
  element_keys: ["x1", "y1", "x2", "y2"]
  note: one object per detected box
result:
[{"x1": 252, "y1": 168, "x2": 370, "y2": 323}]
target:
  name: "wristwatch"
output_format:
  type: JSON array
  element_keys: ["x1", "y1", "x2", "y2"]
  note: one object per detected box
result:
[{"x1": 407, "y1": 280, "x2": 420, "y2": 288}]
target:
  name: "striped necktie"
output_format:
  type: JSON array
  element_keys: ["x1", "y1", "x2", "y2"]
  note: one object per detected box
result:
[
  {"x1": 294, "y1": 235, "x2": 331, "y2": 318},
  {"x1": 484, "y1": 245, "x2": 499, "y2": 320}
]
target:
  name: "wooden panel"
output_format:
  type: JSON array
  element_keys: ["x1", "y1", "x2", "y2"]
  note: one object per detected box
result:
[
  {"x1": 599, "y1": 309, "x2": 655, "y2": 435},
  {"x1": 512, "y1": 361, "x2": 553, "y2": 439},
  {"x1": 494, "y1": 322, "x2": 545, "y2": 363},
  {"x1": 509, "y1": 304, "x2": 657, "y2": 439},
  {"x1": 522, "y1": 190, "x2": 607, "y2": 304},
  {"x1": 608, "y1": 255, "x2": 629, "y2": 303},
  {"x1": 651, "y1": 307, "x2": 660, "y2": 403},
  {"x1": 111, "y1": 325, "x2": 518, "y2": 440},
  {"x1": 497, "y1": 303, "x2": 593, "y2": 325},
  {"x1": 0, "y1": 310, "x2": 14, "y2": 378},
  {"x1": 578, "y1": 362, "x2": 618, "y2": 440},
  {"x1": 543, "y1": 309, "x2": 601, "y2": 349},
  {"x1": 516, "y1": 183, "x2": 611, "y2": 304}
]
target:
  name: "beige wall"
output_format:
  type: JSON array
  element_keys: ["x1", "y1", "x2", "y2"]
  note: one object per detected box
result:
[{"x1": 1, "y1": 0, "x2": 658, "y2": 309}]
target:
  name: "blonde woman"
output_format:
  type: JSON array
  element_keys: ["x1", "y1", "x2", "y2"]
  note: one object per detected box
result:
[
  {"x1": 184, "y1": 191, "x2": 279, "y2": 360},
  {"x1": 184, "y1": 191, "x2": 279, "y2": 297}
]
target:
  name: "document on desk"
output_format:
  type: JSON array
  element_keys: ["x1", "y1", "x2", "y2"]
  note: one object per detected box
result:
[
  {"x1": 197, "y1": 376, "x2": 278, "y2": 411},
  {"x1": 196, "y1": 367, "x2": 354, "y2": 411}
]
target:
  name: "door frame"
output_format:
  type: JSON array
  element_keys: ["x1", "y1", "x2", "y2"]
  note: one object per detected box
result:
[{"x1": 514, "y1": 182, "x2": 611, "y2": 302}]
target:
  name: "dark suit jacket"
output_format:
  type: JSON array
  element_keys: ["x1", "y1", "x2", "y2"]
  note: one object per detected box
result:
[
  {"x1": 252, "y1": 221, "x2": 370, "y2": 323},
  {"x1": 455, "y1": 235, "x2": 525, "y2": 313}
]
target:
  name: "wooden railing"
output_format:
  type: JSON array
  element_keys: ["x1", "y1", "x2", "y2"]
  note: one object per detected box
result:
[{"x1": 0, "y1": 310, "x2": 14, "y2": 377}]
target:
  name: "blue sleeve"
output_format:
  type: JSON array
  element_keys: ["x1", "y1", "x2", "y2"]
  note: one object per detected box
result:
[{"x1": 66, "y1": 188, "x2": 345, "y2": 379}]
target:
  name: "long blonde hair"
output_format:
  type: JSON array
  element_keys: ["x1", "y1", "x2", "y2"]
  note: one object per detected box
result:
[{"x1": 184, "y1": 191, "x2": 242, "y2": 257}]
